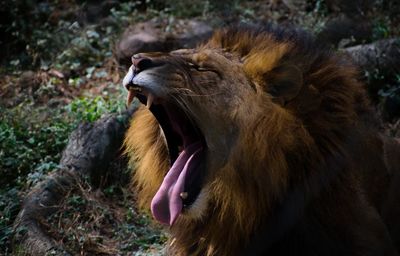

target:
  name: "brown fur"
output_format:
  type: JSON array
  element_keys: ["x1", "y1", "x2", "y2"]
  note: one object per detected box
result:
[{"x1": 124, "y1": 26, "x2": 400, "y2": 255}]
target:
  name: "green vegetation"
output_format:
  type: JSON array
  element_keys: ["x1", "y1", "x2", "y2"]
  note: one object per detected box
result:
[
  {"x1": 0, "y1": 95, "x2": 125, "y2": 253},
  {"x1": 0, "y1": 95, "x2": 125, "y2": 187},
  {"x1": 372, "y1": 17, "x2": 391, "y2": 40}
]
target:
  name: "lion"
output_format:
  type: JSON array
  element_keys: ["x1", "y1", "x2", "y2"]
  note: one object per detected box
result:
[{"x1": 122, "y1": 25, "x2": 400, "y2": 255}]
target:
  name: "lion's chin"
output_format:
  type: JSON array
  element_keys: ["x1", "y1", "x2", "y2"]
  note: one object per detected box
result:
[{"x1": 135, "y1": 95, "x2": 207, "y2": 225}]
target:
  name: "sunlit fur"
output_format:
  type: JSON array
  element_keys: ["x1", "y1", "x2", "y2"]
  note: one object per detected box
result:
[{"x1": 124, "y1": 26, "x2": 399, "y2": 255}]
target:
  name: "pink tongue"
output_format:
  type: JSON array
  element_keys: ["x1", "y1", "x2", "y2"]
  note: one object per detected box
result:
[{"x1": 151, "y1": 142, "x2": 202, "y2": 226}]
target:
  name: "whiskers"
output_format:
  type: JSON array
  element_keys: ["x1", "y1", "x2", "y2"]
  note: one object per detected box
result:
[
  {"x1": 170, "y1": 87, "x2": 223, "y2": 98},
  {"x1": 169, "y1": 93, "x2": 201, "y2": 127},
  {"x1": 167, "y1": 87, "x2": 222, "y2": 132}
]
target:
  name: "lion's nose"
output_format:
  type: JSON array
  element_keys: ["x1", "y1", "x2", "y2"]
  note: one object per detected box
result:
[{"x1": 132, "y1": 54, "x2": 154, "y2": 72}]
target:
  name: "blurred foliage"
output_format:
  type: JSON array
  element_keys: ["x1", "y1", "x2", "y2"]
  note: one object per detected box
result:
[
  {"x1": 1, "y1": 105, "x2": 67, "y2": 189},
  {"x1": 66, "y1": 96, "x2": 125, "y2": 123},
  {"x1": 0, "y1": 0, "x2": 120, "y2": 73},
  {"x1": 0, "y1": 188, "x2": 20, "y2": 255},
  {"x1": 372, "y1": 17, "x2": 391, "y2": 40},
  {"x1": 0, "y1": 0, "x2": 49, "y2": 68},
  {"x1": 0, "y1": 96, "x2": 124, "y2": 188},
  {"x1": 0, "y1": 94, "x2": 124, "y2": 252}
]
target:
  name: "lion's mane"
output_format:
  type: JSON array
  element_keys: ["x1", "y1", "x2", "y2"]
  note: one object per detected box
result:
[{"x1": 124, "y1": 26, "x2": 399, "y2": 255}]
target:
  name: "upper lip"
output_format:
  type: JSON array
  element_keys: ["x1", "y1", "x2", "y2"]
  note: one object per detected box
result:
[
  {"x1": 122, "y1": 65, "x2": 135, "y2": 89},
  {"x1": 124, "y1": 68, "x2": 156, "y2": 108}
]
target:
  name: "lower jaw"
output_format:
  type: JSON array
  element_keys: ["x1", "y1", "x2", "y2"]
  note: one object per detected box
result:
[{"x1": 178, "y1": 187, "x2": 210, "y2": 222}]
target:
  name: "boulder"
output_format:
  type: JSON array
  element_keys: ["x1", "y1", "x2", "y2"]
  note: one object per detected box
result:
[
  {"x1": 115, "y1": 19, "x2": 213, "y2": 66},
  {"x1": 317, "y1": 15, "x2": 372, "y2": 47}
]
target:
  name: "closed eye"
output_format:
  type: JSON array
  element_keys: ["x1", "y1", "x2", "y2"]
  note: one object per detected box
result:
[
  {"x1": 187, "y1": 62, "x2": 222, "y2": 78},
  {"x1": 187, "y1": 62, "x2": 201, "y2": 69}
]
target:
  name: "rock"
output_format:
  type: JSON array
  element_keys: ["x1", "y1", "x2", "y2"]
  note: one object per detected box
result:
[
  {"x1": 85, "y1": 0, "x2": 119, "y2": 23},
  {"x1": 383, "y1": 92, "x2": 400, "y2": 121},
  {"x1": 325, "y1": 0, "x2": 374, "y2": 15},
  {"x1": 116, "y1": 20, "x2": 168, "y2": 66},
  {"x1": 18, "y1": 71, "x2": 40, "y2": 93},
  {"x1": 317, "y1": 15, "x2": 372, "y2": 47},
  {"x1": 177, "y1": 20, "x2": 214, "y2": 48},
  {"x1": 345, "y1": 38, "x2": 400, "y2": 109},
  {"x1": 282, "y1": 0, "x2": 307, "y2": 12},
  {"x1": 344, "y1": 38, "x2": 400, "y2": 77},
  {"x1": 115, "y1": 19, "x2": 213, "y2": 66}
]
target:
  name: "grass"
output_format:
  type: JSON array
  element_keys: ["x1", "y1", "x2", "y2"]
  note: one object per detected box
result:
[
  {"x1": 43, "y1": 180, "x2": 166, "y2": 255},
  {"x1": 0, "y1": 94, "x2": 127, "y2": 254}
]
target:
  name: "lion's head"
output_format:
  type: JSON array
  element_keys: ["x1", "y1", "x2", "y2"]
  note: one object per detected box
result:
[{"x1": 123, "y1": 26, "x2": 371, "y2": 255}]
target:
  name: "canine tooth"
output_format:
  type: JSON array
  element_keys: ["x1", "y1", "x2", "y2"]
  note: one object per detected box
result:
[
  {"x1": 180, "y1": 192, "x2": 188, "y2": 199},
  {"x1": 126, "y1": 90, "x2": 136, "y2": 106},
  {"x1": 146, "y1": 93, "x2": 154, "y2": 108}
]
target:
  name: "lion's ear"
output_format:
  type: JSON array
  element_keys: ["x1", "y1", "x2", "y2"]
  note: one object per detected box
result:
[{"x1": 264, "y1": 64, "x2": 303, "y2": 105}]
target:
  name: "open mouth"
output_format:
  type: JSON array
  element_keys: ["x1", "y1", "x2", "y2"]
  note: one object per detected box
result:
[{"x1": 126, "y1": 84, "x2": 206, "y2": 226}]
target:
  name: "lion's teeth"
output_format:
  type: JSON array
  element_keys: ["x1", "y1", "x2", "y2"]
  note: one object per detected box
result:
[
  {"x1": 126, "y1": 90, "x2": 136, "y2": 106},
  {"x1": 180, "y1": 192, "x2": 188, "y2": 200},
  {"x1": 146, "y1": 93, "x2": 154, "y2": 108}
]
